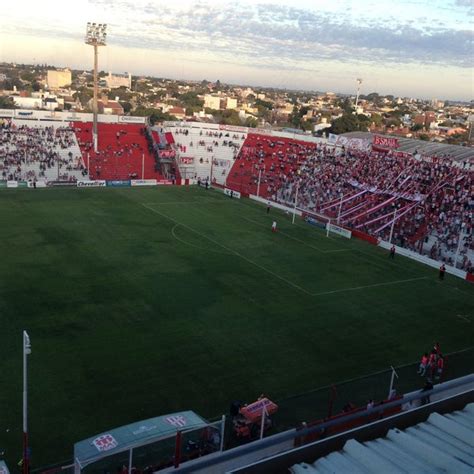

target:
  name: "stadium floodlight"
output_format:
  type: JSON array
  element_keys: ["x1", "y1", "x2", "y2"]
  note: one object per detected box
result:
[
  {"x1": 23, "y1": 331, "x2": 31, "y2": 474},
  {"x1": 85, "y1": 22, "x2": 107, "y2": 152},
  {"x1": 355, "y1": 78, "x2": 363, "y2": 109}
]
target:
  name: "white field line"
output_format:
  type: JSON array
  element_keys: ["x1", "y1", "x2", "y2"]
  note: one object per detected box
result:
[
  {"x1": 312, "y1": 277, "x2": 429, "y2": 297},
  {"x1": 143, "y1": 199, "x2": 228, "y2": 206},
  {"x1": 142, "y1": 203, "x2": 314, "y2": 296},
  {"x1": 171, "y1": 224, "x2": 230, "y2": 255},
  {"x1": 456, "y1": 314, "x2": 471, "y2": 323},
  {"x1": 143, "y1": 203, "x2": 433, "y2": 299},
  {"x1": 241, "y1": 216, "x2": 351, "y2": 254}
]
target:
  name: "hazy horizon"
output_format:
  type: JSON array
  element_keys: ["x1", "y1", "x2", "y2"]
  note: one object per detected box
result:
[{"x1": 1, "y1": 0, "x2": 473, "y2": 101}]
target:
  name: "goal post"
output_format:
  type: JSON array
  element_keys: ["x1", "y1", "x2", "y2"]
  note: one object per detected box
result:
[{"x1": 302, "y1": 210, "x2": 352, "y2": 239}]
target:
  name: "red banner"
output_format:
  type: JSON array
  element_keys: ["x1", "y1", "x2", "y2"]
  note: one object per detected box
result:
[{"x1": 373, "y1": 135, "x2": 399, "y2": 149}]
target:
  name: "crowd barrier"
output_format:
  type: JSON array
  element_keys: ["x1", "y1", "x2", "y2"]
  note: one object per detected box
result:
[{"x1": 378, "y1": 240, "x2": 467, "y2": 280}]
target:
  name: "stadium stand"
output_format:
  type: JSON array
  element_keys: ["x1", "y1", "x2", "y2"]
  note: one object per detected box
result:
[
  {"x1": 157, "y1": 123, "x2": 473, "y2": 272},
  {"x1": 0, "y1": 119, "x2": 86, "y2": 182},
  {"x1": 225, "y1": 133, "x2": 319, "y2": 197},
  {"x1": 274, "y1": 147, "x2": 473, "y2": 271},
  {"x1": 344, "y1": 131, "x2": 474, "y2": 162},
  {"x1": 164, "y1": 123, "x2": 247, "y2": 185},
  {"x1": 290, "y1": 403, "x2": 474, "y2": 473},
  {"x1": 73, "y1": 122, "x2": 165, "y2": 181}
]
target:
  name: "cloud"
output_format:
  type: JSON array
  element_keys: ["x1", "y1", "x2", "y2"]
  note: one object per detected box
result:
[
  {"x1": 3, "y1": 0, "x2": 474, "y2": 72},
  {"x1": 96, "y1": 2, "x2": 474, "y2": 69}
]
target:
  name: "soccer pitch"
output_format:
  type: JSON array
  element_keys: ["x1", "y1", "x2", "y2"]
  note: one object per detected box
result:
[{"x1": 1, "y1": 186, "x2": 473, "y2": 466}]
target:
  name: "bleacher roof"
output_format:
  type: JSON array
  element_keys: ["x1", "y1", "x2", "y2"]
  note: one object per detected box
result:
[
  {"x1": 290, "y1": 402, "x2": 474, "y2": 473},
  {"x1": 343, "y1": 131, "x2": 474, "y2": 162},
  {"x1": 74, "y1": 410, "x2": 208, "y2": 468}
]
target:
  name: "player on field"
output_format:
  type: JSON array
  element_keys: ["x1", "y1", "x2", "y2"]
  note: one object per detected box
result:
[
  {"x1": 389, "y1": 245, "x2": 395, "y2": 259},
  {"x1": 439, "y1": 264, "x2": 446, "y2": 280},
  {"x1": 271, "y1": 221, "x2": 277, "y2": 233}
]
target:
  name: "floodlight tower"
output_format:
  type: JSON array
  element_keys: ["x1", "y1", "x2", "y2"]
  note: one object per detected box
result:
[
  {"x1": 355, "y1": 78, "x2": 363, "y2": 109},
  {"x1": 85, "y1": 22, "x2": 107, "y2": 152}
]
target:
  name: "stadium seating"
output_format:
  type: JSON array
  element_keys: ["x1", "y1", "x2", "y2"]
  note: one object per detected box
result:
[
  {"x1": 226, "y1": 133, "x2": 319, "y2": 197},
  {"x1": 222, "y1": 133, "x2": 473, "y2": 271},
  {"x1": 73, "y1": 122, "x2": 165, "y2": 181},
  {"x1": 165, "y1": 124, "x2": 247, "y2": 185},
  {"x1": 0, "y1": 119, "x2": 86, "y2": 182}
]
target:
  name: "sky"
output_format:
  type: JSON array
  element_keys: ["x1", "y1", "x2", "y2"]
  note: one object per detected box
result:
[{"x1": 0, "y1": 0, "x2": 473, "y2": 100}]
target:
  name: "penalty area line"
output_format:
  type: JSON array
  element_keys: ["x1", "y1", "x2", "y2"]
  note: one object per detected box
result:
[
  {"x1": 312, "y1": 276, "x2": 429, "y2": 297},
  {"x1": 241, "y1": 216, "x2": 351, "y2": 254},
  {"x1": 142, "y1": 203, "x2": 314, "y2": 296}
]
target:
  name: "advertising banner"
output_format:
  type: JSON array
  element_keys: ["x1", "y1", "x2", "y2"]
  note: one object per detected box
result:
[
  {"x1": 157, "y1": 179, "x2": 173, "y2": 185},
  {"x1": 326, "y1": 223, "x2": 352, "y2": 239},
  {"x1": 131, "y1": 179, "x2": 158, "y2": 186},
  {"x1": 224, "y1": 188, "x2": 241, "y2": 199},
  {"x1": 373, "y1": 135, "x2": 399, "y2": 149},
  {"x1": 106, "y1": 180, "x2": 131, "y2": 187},
  {"x1": 77, "y1": 180, "x2": 106, "y2": 188},
  {"x1": 27, "y1": 180, "x2": 47, "y2": 188},
  {"x1": 48, "y1": 181, "x2": 77, "y2": 187},
  {"x1": 7, "y1": 181, "x2": 18, "y2": 188}
]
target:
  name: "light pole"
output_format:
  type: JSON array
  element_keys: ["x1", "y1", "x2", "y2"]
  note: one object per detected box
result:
[
  {"x1": 256, "y1": 168, "x2": 263, "y2": 197},
  {"x1": 292, "y1": 181, "x2": 299, "y2": 225},
  {"x1": 85, "y1": 22, "x2": 107, "y2": 153},
  {"x1": 355, "y1": 78, "x2": 363, "y2": 109},
  {"x1": 337, "y1": 193, "x2": 344, "y2": 224},
  {"x1": 23, "y1": 331, "x2": 31, "y2": 474}
]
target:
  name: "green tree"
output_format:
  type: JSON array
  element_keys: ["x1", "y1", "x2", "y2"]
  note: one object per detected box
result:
[
  {"x1": 73, "y1": 87, "x2": 93, "y2": 107},
  {"x1": 370, "y1": 113, "x2": 383, "y2": 127},
  {"x1": 133, "y1": 106, "x2": 177, "y2": 124},
  {"x1": 0, "y1": 96, "x2": 15, "y2": 109},
  {"x1": 245, "y1": 116, "x2": 258, "y2": 128},
  {"x1": 328, "y1": 113, "x2": 370, "y2": 134},
  {"x1": 20, "y1": 71, "x2": 36, "y2": 83},
  {"x1": 122, "y1": 102, "x2": 132, "y2": 114}
]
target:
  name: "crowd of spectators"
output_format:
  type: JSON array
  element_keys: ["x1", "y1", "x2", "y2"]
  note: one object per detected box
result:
[
  {"x1": 0, "y1": 119, "x2": 85, "y2": 182},
  {"x1": 231, "y1": 136, "x2": 473, "y2": 272},
  {"x1": 229, "y1": 134, "x2": 319, "y2": 196}
]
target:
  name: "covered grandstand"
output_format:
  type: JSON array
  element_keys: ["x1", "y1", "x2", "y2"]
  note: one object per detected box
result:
[{"x1": 342, "y1": 131, "x2": 474, "y2": 162}]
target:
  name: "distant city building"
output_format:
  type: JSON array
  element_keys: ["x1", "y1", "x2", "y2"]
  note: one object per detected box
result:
[
  {"x1": 204, "y1": 95, "x2": 222, "y2": 110},
  {"x1": 105, "y1": 72, "x2": 132, "y2": 89},
  {"x1": 13, "y1": 96, "x2": 43, "y2": 109},
  {"x1": 168, "y1": 107, "x2": 186, "y2": 119},
  {"x1": 47, "y1": 69, "x2": 71, "y2": 89},
  {"x1": 13, "y1": 92, "x2": 63, "y2": 110},
  {"x1": 95, "y1": 96, "x2": 124, "y2": 115},
  {"x1": 225, "y1": 98, "x2": 238, "y2": 109}
]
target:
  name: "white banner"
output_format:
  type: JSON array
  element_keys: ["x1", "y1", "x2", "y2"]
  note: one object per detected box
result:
[
  {"x1": 131, "y1": 179, "x2": 158, "y2": 186},
  {"x1": 7, "y1": 181, "x2": 18, "y2": 188},
  {"x1": 326, "y1": 223, "x2": 352, "y2": 239},
  {"x1": 27, "y1": 180, "x2": 47, "y2": 188},
  {"x1": 77, "y1": 180, "x2": 106, "y2": 188},
  {"x1": 224, "y1": 188, "x2": 241, "y2": 199}
]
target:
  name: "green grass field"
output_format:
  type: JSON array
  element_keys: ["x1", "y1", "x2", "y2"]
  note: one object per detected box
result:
[{"x1": 1, "y1": 186, "x2": 473, "y2": 467}]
